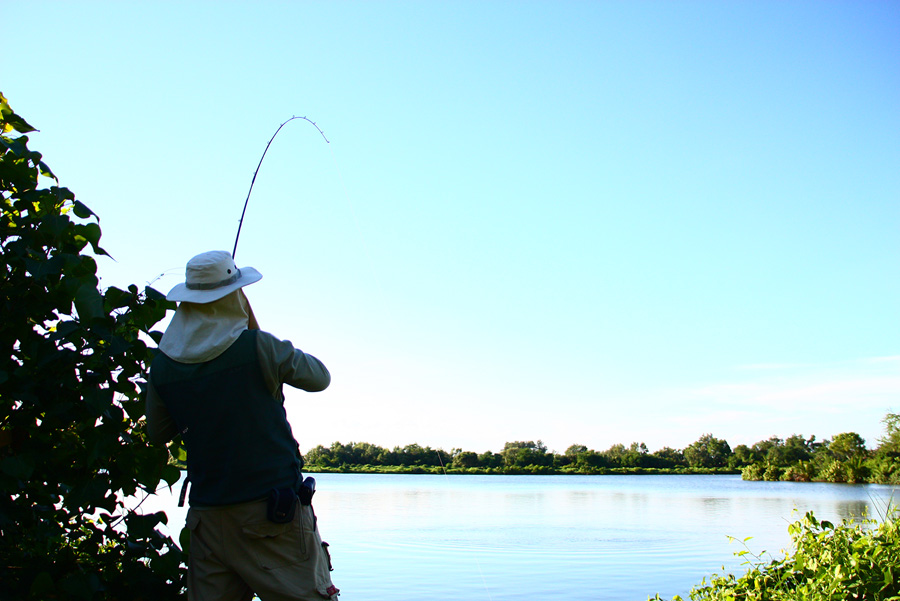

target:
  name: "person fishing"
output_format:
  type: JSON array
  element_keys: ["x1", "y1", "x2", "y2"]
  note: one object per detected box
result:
[{"x1": 146, "y1": 250, "x2": 340, "y2": 601}]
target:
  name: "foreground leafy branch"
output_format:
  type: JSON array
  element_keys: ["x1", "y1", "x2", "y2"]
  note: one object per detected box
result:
[
  {"x1": 651, "y1": 509, "x2": 900, "y2": 600},
  {"x1": 0, "y1": 93, "x2": 184, "y2": 599}
]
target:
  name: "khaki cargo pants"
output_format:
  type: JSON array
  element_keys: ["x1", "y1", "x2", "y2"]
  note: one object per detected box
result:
[{"x1": 186, "y1": 498, "x2": 339, "y2": 601}]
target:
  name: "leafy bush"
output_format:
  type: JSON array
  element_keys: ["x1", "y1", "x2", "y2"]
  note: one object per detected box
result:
[
  {"x1": 869, "y1": 454, "x2": 900, "y2": 486},
  {"x1": 651, "y1": 509, "x2": 900, "y2": 601},
  {"x1": 820, "y1": 459, "x2": 849, "y2": 483},
  {"x1": 742, "y1": 463, "x2": 765, "y2": 481},
  {"x1": 762, "y1": 464, "x2": 783, "y2": 481},
  {"x1": 0, "y1": 93, "x2": 184, "y2": 598},
  {"x1": 781, "y1": 461, "x2": 814, "y2": 482}
]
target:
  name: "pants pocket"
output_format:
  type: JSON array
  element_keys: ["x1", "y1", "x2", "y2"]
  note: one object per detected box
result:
[
  {"x1": 185, "y1": 508, "x2": 212, "y2": 561},
  {"x1": 241, "y1": 505, "x2": 309, "y2": 570},
  {"x1": 306, "y1": 506, "x2": 339, "y2": 599}
]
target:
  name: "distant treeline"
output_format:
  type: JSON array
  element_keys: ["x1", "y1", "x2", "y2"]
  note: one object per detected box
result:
[{"x1": 304, "y1": 413, "x2": 900, "y2": 484}]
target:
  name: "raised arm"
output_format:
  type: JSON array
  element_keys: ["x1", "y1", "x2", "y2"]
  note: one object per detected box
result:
[{"x1": 256, "y1": 330, "x2": 331, "y2": 397}]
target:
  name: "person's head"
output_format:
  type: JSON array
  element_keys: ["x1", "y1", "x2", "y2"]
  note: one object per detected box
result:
[
  {"x1": 166, "y1": 250, "x2": 262, "y2": 304},
  {"x1": 159, "y1": 252, "x2": 262, "y2": 360}
]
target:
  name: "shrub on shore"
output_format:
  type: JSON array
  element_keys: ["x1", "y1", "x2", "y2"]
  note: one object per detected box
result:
[
  {"x1": 650, "y1": 508, "x2": 900, "y2": 600},
  {"x1": 1, "y1": 93, "x2": 184, "y2": 597}
]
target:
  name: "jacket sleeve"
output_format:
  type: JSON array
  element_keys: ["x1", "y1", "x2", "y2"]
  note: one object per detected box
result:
[
  {"x1": 256, "y1": 330, "x2": 331, "y2": 398},
  {"x1": 145, "y1": 380, "x2": 179, "y2": 445}
]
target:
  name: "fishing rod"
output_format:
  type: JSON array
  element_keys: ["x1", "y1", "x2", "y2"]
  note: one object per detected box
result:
[{"x1": 232, "y1": 116, "x2": 330, "y2": 260}]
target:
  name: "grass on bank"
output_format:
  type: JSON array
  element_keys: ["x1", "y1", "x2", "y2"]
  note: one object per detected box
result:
[
  {"x1": 304, "y1": 464, "x2": 738, "y2": 476},
  {"x1": 651, "y1": 508, "x2": 900, "y2": 601}
]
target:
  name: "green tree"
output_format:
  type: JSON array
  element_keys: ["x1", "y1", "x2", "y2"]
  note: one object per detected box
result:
[
  {"x1": 575, "y1": 449, "x2": 610, "y2": 471},
  {"x1": 350, "y1": 441, "x2": 387, "y2": 465},
  {"x1": 477, "y1": 450, "x2": 503, "y2": 469},
  {"x1": 763, "y1": 434, "x2": 815, "y2": 466},
  {"x1": 501, "y1": 440, "x2": 551, "y2": 468},
  {"x1": 602, "y1": 443, "x2": 627, "y2": 467},
  {"x1": 389, "y1": 442, "x2": 448, "y2": 467},
  {"x1": 683, "y1": 434, "x2": 732, "y2": 468},
  {"x1": 304, "y1": 444, "x2": 336, "y2": 467},
  {"x1": 652, "y1": 446, "x2": 685, "y2": 468},
  {"x1": 827, "y1": 432, "x2": 867, "y2": 463},
  {"x1": 565, "y1": 444, "x2": 588, "y2": 457},
  {"x1": 728, "y1": 444, "x2": 754, "y2": 469},
  {"x1": 879, "y1": 413, "x2": 900, "y2": 453},
  {"x1": 0, "y1": 94, "x2": 184, "y2": 597},
  {"x1": 618, "y1": 442, "x2": 650, "y2": 468},
  {"x1": 750, "y1": 436, "x2": 781, "y2": 463},
  {"x1": 451, "y1": 451, "x2": 479, "y2": 469},
  {"x1": 869, "y1": 414, "x2": 900, "y2": 484}
]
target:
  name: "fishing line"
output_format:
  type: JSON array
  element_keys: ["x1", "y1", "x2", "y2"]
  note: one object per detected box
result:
[
  {"x1": 146, "y1": 267, "x2": 181, "y2": 288},
  {"x1": 435, "y1": 452, "x2": 495, "y2": 601}
]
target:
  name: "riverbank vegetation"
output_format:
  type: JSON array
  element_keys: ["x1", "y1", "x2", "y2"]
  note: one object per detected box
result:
[
  {"x1": 304, "y1": 414, "x2": 900, "y2": 484},
  {"x1": 650, "y1": 508, "x2": 900, "y2": 600},
  {"x1": 303, "y1": 437, "x2": 736, "y2": 475}
]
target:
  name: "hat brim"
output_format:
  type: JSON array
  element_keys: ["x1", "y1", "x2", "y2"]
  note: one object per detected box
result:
[{"x1": 166, "y1": 266, "x2": 263, "y2": 304}]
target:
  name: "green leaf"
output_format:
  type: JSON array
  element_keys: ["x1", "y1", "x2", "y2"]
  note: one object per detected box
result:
[
  {"x1": 179, "y1": 525, "x2": 191, "y2": 554},
  {"x1": 124, "y1": 511, "x2": 166, "y2": 539},
  {"x1": 121, "y1": 399, "x2": 144, "y2": 420},
  {"x1": 38, "y1": 160, "x2": 56, "y2": 180},
  {"x1": 59, "y1": 572, "x2": 93, "y2": 600},
  {"x1": 104, "y1": 285, "x2": 131, "y2": 310},
  {"x1": 28, "y1": 571, "x2": 56, "y2": 596},
  {"x1": 145, "y1": 285, "x2": 168, "y2": 301},
  {"x1": 0, "y1": 134, "x2": 30, "y2": 157},
  {"x1": 162, "y1": 464, "x2": 183, "y2": 487},
  {"x1": 2, "y1": 111, "x2": 37, "y2": 134},
  {"x1": 54, "y1": 320, "x2": 81, "y2": 339},
  {"x1": 1, "y1": 455, "x2": 34, "y2": 480},
  {"x1": 33, "y1": 253, "x2": 66, "y2": 279},
  {"x1": 72, "y1": 200, "x2": 95, "y2": 219},
  {"x1": 75, "y1": 222, "x2": 102, "y2": 247},
  {"x1": 74, "y1": 283, "x2": 104, "y2": 322},
  {"x1": 84, "y1": 387, "x2": 113, "y2": 416}
]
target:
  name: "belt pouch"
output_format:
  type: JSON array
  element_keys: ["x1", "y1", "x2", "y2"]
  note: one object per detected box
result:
[
  {"x1": 267, "y1": 487, "x2": 297, "y2": 524},
  {"x1": 299, "y1": 476, "x2": 316, "y2": 506}
]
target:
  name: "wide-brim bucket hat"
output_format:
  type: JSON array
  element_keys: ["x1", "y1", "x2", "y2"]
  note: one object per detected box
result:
[{"x1": 166, "y1": 250, "x2": 262, "y2": 303}]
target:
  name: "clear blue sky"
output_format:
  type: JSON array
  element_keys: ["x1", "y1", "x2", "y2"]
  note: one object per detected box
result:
[{"x1": 4, "y1": 1, "x2": 898, "y2": 454}]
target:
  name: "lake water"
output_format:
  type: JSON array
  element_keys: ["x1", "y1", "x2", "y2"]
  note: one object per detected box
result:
[{"x1": 139, "y1": 473, "x2": 897, "y2": 600}]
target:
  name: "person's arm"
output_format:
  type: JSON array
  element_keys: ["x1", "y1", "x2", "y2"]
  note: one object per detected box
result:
[
  {"x1": 145, "y1": 380, "x2": 179, "y2": 445},
  {"x1": 256, "y1": 330, "x2": 331, "y2": 398}
]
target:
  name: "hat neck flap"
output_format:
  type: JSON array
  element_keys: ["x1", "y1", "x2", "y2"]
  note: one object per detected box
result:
[{"x1": 159, "y1": 290, "x2": 257, "y2": 364}]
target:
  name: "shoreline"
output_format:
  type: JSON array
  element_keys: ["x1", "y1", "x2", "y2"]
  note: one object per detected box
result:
[{"x1": 304, "y1": 465, "x2": 741, "y2": 476}]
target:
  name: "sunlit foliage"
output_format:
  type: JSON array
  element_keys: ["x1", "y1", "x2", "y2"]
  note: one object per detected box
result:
[
  {"x1": 0, "y1": 93, "x2": 184, "y2": 598},
  {"x1": 651, "y1": 509, "x2": 900, "y2": 600}
]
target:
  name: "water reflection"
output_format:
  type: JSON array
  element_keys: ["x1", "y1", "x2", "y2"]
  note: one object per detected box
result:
[
  {"x1": 138, "y1": 473, "x2": 897, "y2": 601},
  {"x1": 698, "y1": 495, "x2": 733, "y2": 518}
]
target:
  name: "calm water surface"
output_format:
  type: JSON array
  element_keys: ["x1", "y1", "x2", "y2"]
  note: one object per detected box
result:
[{"x1": 142, "y1": 473, "x2": 897, "y2": 600}]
